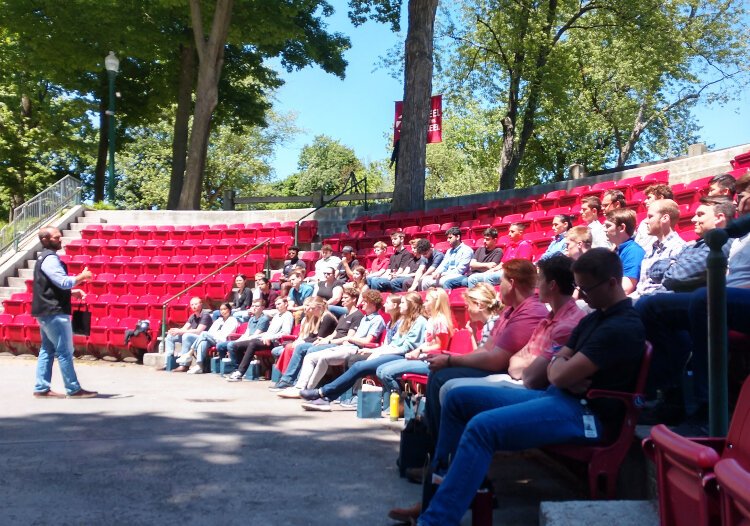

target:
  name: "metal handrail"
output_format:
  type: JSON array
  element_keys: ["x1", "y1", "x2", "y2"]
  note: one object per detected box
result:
[
  {"x1": 704, "y1": 213, "x2": 750, "y2": 436},
  {"x1": 159, "y1": 239, "x2": 271, "y2": 348},
  {"x1": 0, "y1": 175, "x2": 82, "y2": 256}
]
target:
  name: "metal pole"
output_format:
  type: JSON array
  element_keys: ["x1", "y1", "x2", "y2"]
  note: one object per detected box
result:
[
  {"x1": 106, "y1": 69, "x2": 117, "y2": 202},
  {"x1": 704, "y1": 228, "x2": 729, "y2": 436},
  {"x1": 265, "y1": 240, "x2": 271, "y2": 279}
]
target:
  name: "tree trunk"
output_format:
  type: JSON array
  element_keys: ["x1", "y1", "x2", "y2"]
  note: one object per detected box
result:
[
  {"x1": 178, "y1": 0, "x2": 234, "y2": 210},
  {"x1": 390, "y1": 0, "x2": 438, "y2": 213},
  {"x1": 168, "y1": 40, "x2": 197, "y2": 210},
  {"x1": 94, "y1": 97, "x2": 108, "y2": 202}
]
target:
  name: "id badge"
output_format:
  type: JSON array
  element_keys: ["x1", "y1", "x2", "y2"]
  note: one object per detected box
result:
[{"x1": 582, "y1": 414, "x2": 598, "y2": 439}]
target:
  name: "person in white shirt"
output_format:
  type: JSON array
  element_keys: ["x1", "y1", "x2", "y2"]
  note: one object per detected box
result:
[{"x1": 580, "y1": 196, "x2": 609, "y2": 248}]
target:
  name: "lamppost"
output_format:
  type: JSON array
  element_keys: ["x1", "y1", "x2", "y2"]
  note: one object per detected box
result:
[{"x1": 104, "y1": 51, "x2": 119, "y2": 203}]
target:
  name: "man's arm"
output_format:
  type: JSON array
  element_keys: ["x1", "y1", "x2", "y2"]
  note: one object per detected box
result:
[
  {"x1": 546, "y1": 346, "x2": 598, "y2": 391},
  {"x1": 522, "y1": 356, "x2": 552, "y2": 390},
  {"x1": 427, "y1": 342, "x2": 513, "y2": 373}
]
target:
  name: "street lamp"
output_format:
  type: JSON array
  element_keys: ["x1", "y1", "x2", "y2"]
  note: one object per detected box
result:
[{"x1": 104, "y1": 51, "x2": 119, "y2": 203}]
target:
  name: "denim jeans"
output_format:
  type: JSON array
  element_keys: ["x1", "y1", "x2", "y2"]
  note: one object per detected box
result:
[
  {"x1": 320, "y1": 354, "x2": 402, "y2": 400},
  {"x1": 328, "y1": 305, "x2": 347, "y2": 318},
  {"x1": 192, "y1": 333, "x2": 218, "y2": 363},
  {"x1": 635, "y1": 292, "x2": 693, "y2": 395},
  {"x1": 440, "y1": 275, "x2": 468, "y2": 290},
  {"x1": 166, "y1": 332, "x2": 198, "y2": 357},
  {"x1": 279, "y1": 342, "x2": 336, "y2": 384},
  {"x1": 425, "y1": 367, "x2": 493, "y2": 445},
  {"x1": 376, "y1": 358, "x2": 430, "y2": 395},
  {"x1": 419, "y1": 386, "x2": 601, "y2": 526},
  {"x1": 35, "y1": 314, "x2": 82, "y2": 395},
  {"x1": 367, "y1": 277, "x2": 392, "y2": 291},
  {"x1": 688, "y1": 287, "x2": 750, "y2": 403},
  {"x1": 467, "y1": 271, "x2": 502, "y2": 288}
]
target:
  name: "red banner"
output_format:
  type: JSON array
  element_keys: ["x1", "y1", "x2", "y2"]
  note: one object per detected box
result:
[{"x1": 393, "y1": 94, "x2": 442, "y2": 145}]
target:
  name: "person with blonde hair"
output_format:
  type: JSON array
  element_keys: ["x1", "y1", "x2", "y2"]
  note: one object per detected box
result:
[
  {"x1": 280, "y1": 290, "x2": 386, "y2": 397},
  {"x1": 299, "y1": 292, "x2": 428, "y2": 411},
  {"x1": 376, "y1": 287, "x2": 458, "y2": 396},
  {"x1": 565, "y1": 226, "x2": 592, "y2": 260}
]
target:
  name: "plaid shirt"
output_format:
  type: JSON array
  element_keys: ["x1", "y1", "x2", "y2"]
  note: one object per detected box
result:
[
  {"x1": 632, "y1": 230, "x2": 686, "y2": 299},
  {"x1": 660, "y1": 237, "x2": 732, "y2": 292},
  {"x1": 507, "y1": 298, "x2": 587, "y2": 379}
]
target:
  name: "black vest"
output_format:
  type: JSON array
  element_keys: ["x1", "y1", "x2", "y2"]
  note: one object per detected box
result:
[{"x1": 31, "y1": 249, "x2": 72, "y2": 317}]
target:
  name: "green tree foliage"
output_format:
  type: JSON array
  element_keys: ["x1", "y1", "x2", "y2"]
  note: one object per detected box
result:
[
  {"x1": 117, "y1": 110, "x2": 298, "y2": 211},
  {"x1": 441, "y1": 0, "x2": 749, "y2": 190}
]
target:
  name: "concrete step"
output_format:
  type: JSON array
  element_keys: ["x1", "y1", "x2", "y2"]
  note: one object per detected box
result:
[
  {"x1": 143, "y1": 352, "x2": 167, "y2": 369},
  {"x1": 7, "y1": 276, "x2": 29, "y2": 289},
  {"x1": 539, "y1": 500, "x2": 658, "y2": 526},
  {"x1": 17, "y1": 269, "x2": 33, "y2": 279}
]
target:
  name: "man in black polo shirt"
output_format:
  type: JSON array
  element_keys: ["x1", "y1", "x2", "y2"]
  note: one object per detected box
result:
[
  {"x1": 367, "y1": 231, "x2": 413, "y2": 291},
  {"x1": 395, "y1": 248, "x2": 646, "y2": 525}
]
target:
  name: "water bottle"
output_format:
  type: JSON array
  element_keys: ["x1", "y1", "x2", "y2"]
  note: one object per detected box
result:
[{"x1": 390, "y1": 392, "x2": 400, "y2": 421}]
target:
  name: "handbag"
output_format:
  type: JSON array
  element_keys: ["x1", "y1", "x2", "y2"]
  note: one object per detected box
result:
[
  {"x1": 71, "y1": 305, "x2": 91, "y2": 336},
  {"x1": 357, "y1": 380, "x2": 383, "y2": 419}
]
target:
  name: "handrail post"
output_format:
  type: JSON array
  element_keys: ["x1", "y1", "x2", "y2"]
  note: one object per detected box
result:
[
  {"x1": 265, "y1": 239, "x2": 271, "y2": 279},
  {"x1": 704, "y1": 228, "x2": 729, "y2": 436},
  {"x1": 161, "y1": 306, "x2": 168, "y2": 356}
]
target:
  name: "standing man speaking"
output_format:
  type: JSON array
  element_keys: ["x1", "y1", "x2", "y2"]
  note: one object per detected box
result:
[{"x1": 32, "y1": 226, "x2": 98, "y2": 398}]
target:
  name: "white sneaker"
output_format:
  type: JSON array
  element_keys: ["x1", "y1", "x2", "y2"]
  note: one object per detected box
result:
[
  {"x1": 277, "y1": 387, "x2": 302, "y2": 399},
  {"x1": 187, "y1": 365, "x2": 203, "y2": 374},
  {"x1": 225, "y1": 371, "x2": 243, "y2": 382}
]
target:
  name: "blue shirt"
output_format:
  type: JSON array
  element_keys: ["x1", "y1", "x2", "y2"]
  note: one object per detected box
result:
[
  {"x1": 617, "y1": 238, "x2": 646, "y2": 279},
  {"x1": 289, "y1": 283, "x2": 313, "y2": 306},
  {"x1": 354, "y1": 313, "x2": 386, "y2": 342},
  {"x1": 40, "y1": 254, "x2": 75, "y2": 289},
  {"x1": 436, "y1": 243, "x2": 474, "y2": 276},
  {"x1": 539, "y1": 234, "x2": 567, "y2": 261},
  {"x1": 245, "y1": 314, "x2": 271, "y2": 337}
]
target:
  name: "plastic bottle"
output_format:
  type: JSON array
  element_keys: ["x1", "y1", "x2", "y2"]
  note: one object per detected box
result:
[{"x1": 390, "y1": 392, "x2": 400, "y2": 421}]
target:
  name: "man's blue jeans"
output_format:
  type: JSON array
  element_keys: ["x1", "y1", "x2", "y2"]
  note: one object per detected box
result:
[
  {"x1": 320, "y1": 354, "x2": 402, "y2": 400},
  {"x1": 440, "y1": 275, "x2": 468, "y2": 290},
  {"x1": 279, "y1": 342, "x2": 336, "y2": 384},
  {"x1": 376, "y1": 358, "x2": 430, "y2": 395},
  {"x1": 35, "y1": 314, "x2": 82, "y2": 395},
  {"x1": 467, "y1": 271, "x2": 502, "y2": 288},
  {"x1": 635, "y1": 292, "x2": 693, "y2": 396},
  {"x1": 419, "y1": 385, "x2": 601, "y2": 526},
  {"x1": 426, "y1": 367, "x2": 494, "y2": 444},
  {"x1": 688, "y1": 287, "x2": 750, "y2": 403}
]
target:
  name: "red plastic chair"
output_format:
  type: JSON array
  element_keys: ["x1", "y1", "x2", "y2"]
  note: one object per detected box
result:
[
  {"x1": 270, "y1": 236, "x2": 294, "y2": 260},
  {"x1": 643, "y1": 376, "x2": 750, "y2": 526},
  {"x1": 131, "y1": 225, "x2": 155, "y2": 241},
  {"x1": 152, "y1": 226, "x2": 175, "y2": 242},
  {"x1": 558, "y1": 185, "x2": 591, "y2": 208},
  {"x1": 2, "y1": 292, "x2": 32, "y2": 315},
  {"x1": 537, "y1": 190, "x2": 566, "y2": 211},
  {"x1": 716, "y1": 458, "x2": 750, "y2": 526},
  {"x1": 297, "y1": 220, "x2": 318, "y2": 244},
  {"x1": 89, "y1": 293, "x2": 118, "y2": 319},
  {"x1": 65, "y1": 255, "x2": 91, "y2": 275},
  {"x1": 542, "y1": 342, "x2": 653, "y2": 499},
  {"x1": 400, "y1": 329, "x2": 475, "y2": 392},
  {"x1": 80, "y1": 225, "x2": 103, "y2": 240},
  {"x1": 99, "y1": 225, "x2": 122, "y2": 241}
]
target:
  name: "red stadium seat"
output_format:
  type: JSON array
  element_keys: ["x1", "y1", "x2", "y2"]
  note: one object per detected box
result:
[
  {"x1": 716, "y1": 459, "x2": 750, "y2": 526},
  {"x1": 537, "y1": 190, "x2": 566, "y2": 211},
  {"x1": 80, "y1": 225, "x2": 103, "y2": 240}
]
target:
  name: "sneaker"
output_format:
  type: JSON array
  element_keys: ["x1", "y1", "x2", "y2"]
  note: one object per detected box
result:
[
  {"x1": 299, "y1": 388, "x2": 321, "y2": 401},
  {"x1": 302, "y1": 398, "x2": 331, "y2": 412},
  {"x1": 225, "y1": 371, "x2": 243, "y2": 382},
  {"x1": 187, "y1": 365, "x2": 203, "y2": 375},
  {"x1": 277, "y1": 387, "x2": 302, "y2": 399},
  {"x1": 338, "y1": 396, "x2": 358, "y2": 410},
  {"x1": 268, "y1": 380, "x2": 293, "y2": 392}
]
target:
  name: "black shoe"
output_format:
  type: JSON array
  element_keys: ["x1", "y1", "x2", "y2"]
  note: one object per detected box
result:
[{"x1": 300, "y1": 388, "x2": 321, "y2": 401}]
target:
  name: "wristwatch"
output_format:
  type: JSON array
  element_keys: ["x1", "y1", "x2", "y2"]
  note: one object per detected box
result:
[{"x1": 550, "y1": 355, "x2": 568, "y2": 365}]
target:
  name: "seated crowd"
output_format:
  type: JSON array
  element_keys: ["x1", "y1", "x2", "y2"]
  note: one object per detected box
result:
[{"x1": 158, "y1": 171, "x2": 749, "y2": 525}]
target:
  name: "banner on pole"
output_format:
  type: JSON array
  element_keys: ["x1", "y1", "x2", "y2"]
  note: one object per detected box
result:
[{"x1": 393, "y1": 95, "x2": 442, "y2": 145}]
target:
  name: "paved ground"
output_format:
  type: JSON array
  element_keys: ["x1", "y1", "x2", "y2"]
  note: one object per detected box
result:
[{"x1": 0, "y1": 355, "x2": 589, "y2": 525}]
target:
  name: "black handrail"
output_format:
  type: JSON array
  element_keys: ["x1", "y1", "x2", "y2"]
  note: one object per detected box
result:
[
  {"x1": 159, "y1": 238, "x2": 270, "y2": 350},
  {"x1": 704, "y1": 213, "x2": 750, "y2": 436}
]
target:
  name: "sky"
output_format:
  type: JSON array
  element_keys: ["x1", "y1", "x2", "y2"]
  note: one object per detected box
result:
[{"x1": 268, "y1": 1, "x2": 750, "y2": 181}]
